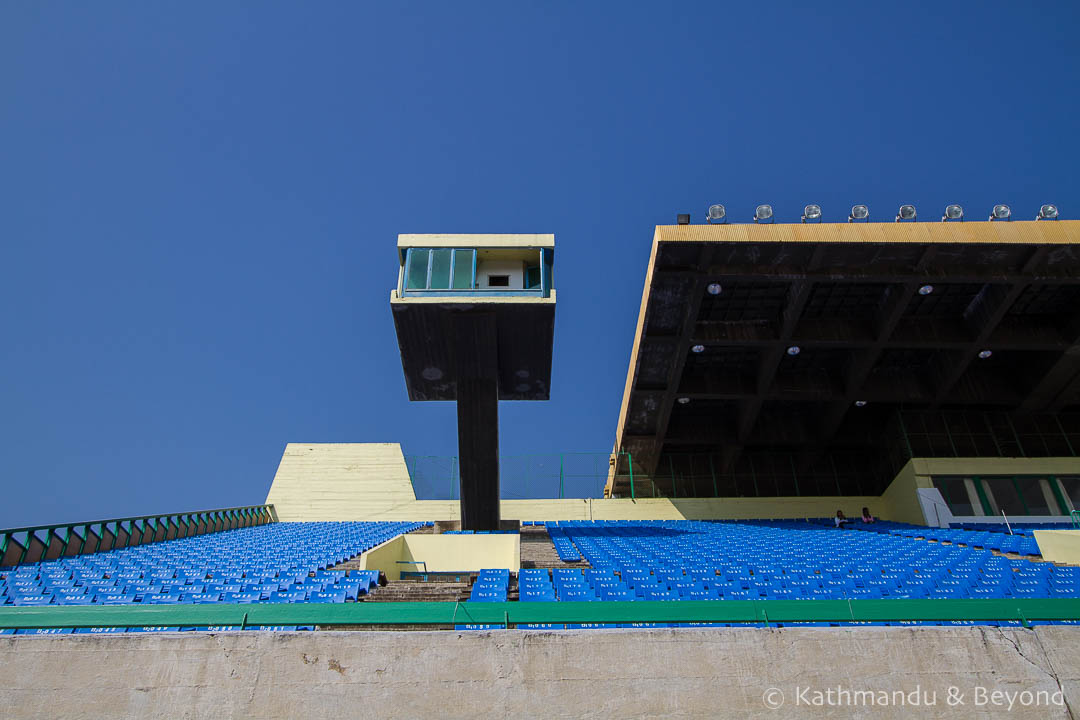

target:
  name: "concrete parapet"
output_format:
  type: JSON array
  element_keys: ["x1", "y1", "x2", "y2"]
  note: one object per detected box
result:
[{"x1": 2, "y1": 626, "x2": 1079, "y2": 718}]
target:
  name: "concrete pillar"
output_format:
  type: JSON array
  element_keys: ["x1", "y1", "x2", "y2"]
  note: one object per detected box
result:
[{"x1": 453, "y1": 312, "x2": 501, "y2": 531}]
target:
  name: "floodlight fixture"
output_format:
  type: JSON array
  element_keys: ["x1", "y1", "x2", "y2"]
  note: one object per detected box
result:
[
  {"x1": 707, "y1": 283, "x2": 723, "y2": 296},
  {"x1": 677, "y1": 213, "x2": 691, "y2": 225},
  {"x1": 895, "y1": 204, "x2": 917, "y2": 222},
  {"x1": 1037, "y1": 204, "x2": 1059, "y2": 221},
  {"x1": 978, "y1": 349, "x2": 993, "y2": 359},
  {"x1": 707, "y1": 204, "x2": 727, "y2": 224},
  {"x1": 942, "y1": 204, "x2": 964, "y2": 222},
  {"x1": 786, "y1": 345, "x2": 801, "y2": 356},
  {"x1": 691, "y1": 344, "x2": 705, "y2": 353},
  {"x1": 989, "y1": 205, "x2": 1011, "y2": 221},
  {"x1": 918, "y1": 285, "x2": 934, "y2": 296},
  {"x1": 802, "y1": 204, "x2": 822, "y2": 223},
  {"x1": 848, "y1": 205, "x2": 869, "y2": 223},
  {"x1": 754, "y1": 204, "x2": 774, "y2": 223},
  {"x1": 677, "y1": 397, "x2": 691, "y2": 405},
  {"x1": 854, "y1": 400, "x2": 868, "y2": 407}
]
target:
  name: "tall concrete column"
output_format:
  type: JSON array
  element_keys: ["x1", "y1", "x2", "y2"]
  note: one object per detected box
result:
[{"x1": 452, "y1": 312, "x2": 501, "y2": 531}]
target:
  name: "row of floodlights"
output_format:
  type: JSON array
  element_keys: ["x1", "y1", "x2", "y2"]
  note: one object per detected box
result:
[{"x1": 682, "y1": 203, "x2": 1060, "y2": 225}]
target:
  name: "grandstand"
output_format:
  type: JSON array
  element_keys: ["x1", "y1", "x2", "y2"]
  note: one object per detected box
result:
[{"x1": 4, "y1": 220, "x2": 1080, "y2": 718}]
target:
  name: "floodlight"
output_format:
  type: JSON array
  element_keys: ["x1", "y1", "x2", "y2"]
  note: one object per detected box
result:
[
  {"x1": 942, "y1": 204, "x2": 964, "y2": 222},
  {"x1": 707, "y1": 204, "x2": 727, "y2": 224},
  {"x1": 989, "y1": 205, "x2": 1011, "y2": 221},
  {"x1": 1037, "y1": 204, "x2": 1059, "y2": 221},
  {"x1": 677, "y1": 397, "x2": 691, "y2": 405},
  {"x1": 802, "y1": 204, "x2": 822, "y2": 223},
  {"x1": 854, "y1": 400, "x2": 868, "y2": 407},
  {"x1": 895, "y1": 204, "x2": 917, "y2": 222},
  {"x1": 754, "y1": 204, "x2": 774, "y2": 223},
  {"x1": 691, "y1": 344, "x2": 705, "y2": 353},
  {"x1": 848, "y1": 205, "x2": 869, "y2": 222},
  {"x1": 978, "y1": 349, "x2": 993, "y2": 359},
  {"x1": 677, "y1": 214, "x2": 691, "y2": 225},
  {"x1": 786, "y1": 345, "x2": 801, "y2": 356},
  {"x1": 707, "y1": 283, "x2": 723, "y2": 295},
  {"x1": 918, "y1": 285, "x2": 934, "y2": 296}
]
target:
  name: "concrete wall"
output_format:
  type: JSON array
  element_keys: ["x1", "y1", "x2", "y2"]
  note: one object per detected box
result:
[
  {"x1": 264, "y1": 445, "x2": 892, "y2": 523},
  {"x1": 357, "y1": 534, "x2": 520, "y2": 581},
  {"x1": 2, "y1": 627, "x2": 1078, "y2": 719},
  {"x1": 1035, "y1": 530, "x2": 1080, "y2": 565},
  {"x1": 265, "y1": 444, "x2": 1080, "y2": 525}
]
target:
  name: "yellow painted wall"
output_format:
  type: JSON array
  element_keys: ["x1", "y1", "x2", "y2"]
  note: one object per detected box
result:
[
  {"x1": 879, "y1": 461, "x2": 933, "y2": 525},
  {"x1": 356, "y1": 534, "x2": 519, "y2": 581},
  {"x1": 910, "y1": 457, "x2": 1080, "y2": 477},
  {"x1": 356, "y1": 536, "x2": 407, "y2": 581},
  {"x1": 1033, "y1": 530, "x2": 1080, "y2": 565},
  {"x1": 266, "y1": 443, "x2": 1080, "y2": 526}
]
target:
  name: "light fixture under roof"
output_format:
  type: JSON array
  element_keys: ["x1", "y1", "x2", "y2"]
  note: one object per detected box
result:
[
  {"x1": 854, "y1": 400, "x2": 868, "y2": 407},
  {"x1": 677, "y1": 397, "x2": 691, "y2": 405},
  {"x1": 754, "y1": 204, "x2": 774, "y2": 223},
  {"x1": 895, "y1": 204, "x2": 917, "y2": 222},
  {"x1": 918, "y1": 284, "x2": 934, "y2": 295},
  {"x1": 691, "y1": 344, "x2": 705, "y2": 353},
  {"x1": 989, "y1": 204, "x2": 1011, "y2": 221},
  {"x1": 786, "y1": 345, "x2": 801, "y2": 356},
  {"x1": 849, "y1": 205, "x2": 869, "y2": 222},
  {"x1": 1037, "y1": 204, "x2": 1059, "y2": 220},
  {"x1": 707, "y1": 204, "x2": 727, "y2": 224},
  {"x1": 978, "y1": 349, "x2": 993, "y2": 359},
  {"x1": 802, "y1": 204, "x2": 822, "y2": 223},
  {"x1": 707, "y1": 282, "x2": 722, "y2": 295},
  {"x1": 942, "y1": 204, "x2": 964, "y2": 221}
]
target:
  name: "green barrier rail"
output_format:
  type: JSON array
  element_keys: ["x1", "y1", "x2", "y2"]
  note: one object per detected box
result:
[
  {"x1": 0, "y1": 504, "x2": 277, "y2": 568},
  {"x1": 1, "y1": 598, "x2": 1078, "y2": 630}
]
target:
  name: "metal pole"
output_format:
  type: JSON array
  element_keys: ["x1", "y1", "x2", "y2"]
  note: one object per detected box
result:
[
  {"x1": 628, "y1": 453, "x2": 635, "y2": 500},
  {"x1": 559, "y1": 454, "x2": 564, "y2": 500}
]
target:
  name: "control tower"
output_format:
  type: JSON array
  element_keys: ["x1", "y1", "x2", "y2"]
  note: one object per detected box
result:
[{"x1": 391, "y1": 234, "x2": 556, "y2": 530}]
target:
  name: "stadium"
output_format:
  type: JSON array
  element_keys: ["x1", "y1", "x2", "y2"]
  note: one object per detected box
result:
[{"x1": 4, "y1": 215, "x2": 1080, "y2": 718}]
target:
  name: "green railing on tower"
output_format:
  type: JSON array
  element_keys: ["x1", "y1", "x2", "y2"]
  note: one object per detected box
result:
[{"x1": 0, "y1": 504, "x2": 277, "y2": 568}]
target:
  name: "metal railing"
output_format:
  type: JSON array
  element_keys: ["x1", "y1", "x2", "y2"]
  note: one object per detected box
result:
[
  {"x1": 0, "y1": 504, "x2": 276, "y2": 568},
  {"x1": 0, "y1": 598, "x2": 1077, "y2": 630},
  {"x1": 405, "y1": 453, "x2": 633, "y2": 500}
]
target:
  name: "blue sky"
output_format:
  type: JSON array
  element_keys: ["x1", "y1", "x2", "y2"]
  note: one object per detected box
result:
[{"x1": 2, "y1": 1, "x2": 1078, "y2": 527}]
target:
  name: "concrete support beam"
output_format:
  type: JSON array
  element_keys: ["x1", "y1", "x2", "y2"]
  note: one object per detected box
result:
[{"x1": 453, "y1": 312, "x2": 501, "y2": 531}]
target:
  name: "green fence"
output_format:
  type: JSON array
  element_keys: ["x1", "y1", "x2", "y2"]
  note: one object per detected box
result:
[
  {"x1": 1, "y1": 598, "x2": 1078, "y2": 630},
  {"x1": 0, "y1": 504, "x2": 276, "y2": 568},
  {"x1": 405, "y1": 453, "x2": 632, "y2": 500}
]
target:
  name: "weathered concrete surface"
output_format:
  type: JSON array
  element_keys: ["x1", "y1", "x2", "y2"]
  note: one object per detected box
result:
[{"x1": 1, "y1": 627, "x2": 1078, "y2": 719}]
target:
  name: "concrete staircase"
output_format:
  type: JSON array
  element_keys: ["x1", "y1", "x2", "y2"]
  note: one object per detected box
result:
[{"x1": 519, "y1": 524, "x2": 590, "y2": 569}]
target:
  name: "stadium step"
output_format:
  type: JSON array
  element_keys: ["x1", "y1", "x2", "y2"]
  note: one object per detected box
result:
[
  {"x1": 519, "y1": 525, "x2": 591, "y2": 569},
  {"x1": 363, "y1": 578, "x2": 473, "y2": 603}
]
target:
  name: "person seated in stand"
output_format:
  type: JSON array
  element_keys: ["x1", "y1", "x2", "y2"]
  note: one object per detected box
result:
[
  {"x1": 834, "y1": 510, "x2": 849, "y2": 528},
  {"x1": 861, "y1": 507, "x2": 876, "y2": 524}
]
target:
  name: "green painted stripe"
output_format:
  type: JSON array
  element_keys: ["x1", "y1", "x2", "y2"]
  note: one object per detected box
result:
[{"x1": 1, "y1": 598, "x2": 1078, "y2": 630}]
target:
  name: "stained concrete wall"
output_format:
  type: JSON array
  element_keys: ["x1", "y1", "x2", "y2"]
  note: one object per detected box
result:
[{"x1": 2, "y1": 627, "x2": 1078, "y2": 719}]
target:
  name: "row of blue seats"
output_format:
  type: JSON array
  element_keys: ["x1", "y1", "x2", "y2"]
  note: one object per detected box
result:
[
  {"x1": 530, "y1": 521, "x2": 1080, "y2": 602},
  {"x1": 1, "y1": 626, "x2": 316, "y2": 634},
  {"x1": 455, "y1": 620, "x2": 1080, "y2": 630},
  {"x1": 842, "y1": 521, "x2": 1042, "y2": 555},
  {"x1": 470, "y1": 568, "x2": 509, "y2": 602},
  {"x1": 0, "y1": 521, "x2": 419, "y2": 607}
]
